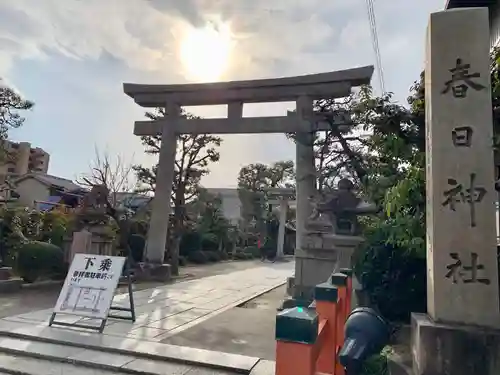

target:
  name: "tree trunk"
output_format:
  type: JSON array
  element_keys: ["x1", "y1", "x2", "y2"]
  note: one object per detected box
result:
[{"x1": 170, "y1": 234, "x2": 180, "y2": 276}]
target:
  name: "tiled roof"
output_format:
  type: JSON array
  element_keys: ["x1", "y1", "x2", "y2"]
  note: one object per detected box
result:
[
  {"x1": 14, "y1": 173, "x2": 85, "y2": 192},
  {"x1": 114, "y1": 192, "x2": 152, "y2": 207}
]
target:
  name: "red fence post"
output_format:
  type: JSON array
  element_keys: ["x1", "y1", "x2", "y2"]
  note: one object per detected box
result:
[
  {"x1": 339, "y1": 268, "x2": 353, "y2": 314},
  {"x1": 314, "y1": 281, "x2": 339, "y2": 375},
  {"x1": 331, "y1": 273, "x2": 349, "y2": 375},
  {"x1": 275, "y1": 307, "x2": 319, "y2": 375}
]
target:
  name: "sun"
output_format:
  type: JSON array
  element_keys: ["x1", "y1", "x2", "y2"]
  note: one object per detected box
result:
[{"x1": 180, "y1": 22, "x2": 232, "y2": 82}]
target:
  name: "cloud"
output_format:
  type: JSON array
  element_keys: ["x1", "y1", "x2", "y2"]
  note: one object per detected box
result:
[{"x1": 0, "y1": 0, "x2": 443, "y2": 188}]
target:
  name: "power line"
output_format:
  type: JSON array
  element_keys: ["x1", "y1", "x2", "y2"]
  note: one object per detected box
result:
[
  {"x1": 365, "y1": 0, "x2": 385, "y2": 94},
  {"x1": 368, "y1": 0, "x2": 384, "y2": 93}
]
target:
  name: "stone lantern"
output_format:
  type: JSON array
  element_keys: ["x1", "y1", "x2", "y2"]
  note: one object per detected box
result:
[{"x1": 288, "y1": 178, "x2": 377, "y2": 303}]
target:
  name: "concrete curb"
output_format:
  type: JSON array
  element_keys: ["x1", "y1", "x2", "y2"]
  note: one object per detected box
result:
[
  {"x1": 0, "y1": 345, "x2": 205, "y2": 375},
  {"x1": 0, "y1": 366, "x2": 31, "y2": 375},
  {"x1": 0, "y1": 333, "x2": 255, "y2": 374}
]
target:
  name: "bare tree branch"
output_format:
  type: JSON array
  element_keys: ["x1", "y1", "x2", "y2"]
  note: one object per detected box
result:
[{"x1": 77, "y1": 146, "x2": 137, "y2": 208}]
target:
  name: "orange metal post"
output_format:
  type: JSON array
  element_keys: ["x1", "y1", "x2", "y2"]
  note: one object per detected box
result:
[
  {"x1": 330, "y1": 273, "x2": 349, "y2": 375},
  {"x1": 335, "y1": 286, "x2": 347, "y2": 375},
  {"x1": 275, "y1": 341, "x2": 317, "y2": 375},
  {"x1": 346, "y1": 280, "x2": 352, "y2": 313},
  {"x1": 316, "y1": 300, "x2": 337, "y2": 374},
  {"x1": 275, "y1": 307, "x2": 319, "y2": 375},
  {"x1": 339, "y1": 268, "x2": 353, "y2": 315}
]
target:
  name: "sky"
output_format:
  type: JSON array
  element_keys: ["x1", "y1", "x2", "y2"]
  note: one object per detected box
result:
[{"x1": 0, "y1": 0, "x2": 444, "y2": 188}]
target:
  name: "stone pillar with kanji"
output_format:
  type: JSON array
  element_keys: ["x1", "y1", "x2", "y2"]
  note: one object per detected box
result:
[
  {"x1": 412, "y1": 7, "x2": 500, "y2": 375},
  {"x1": 425, "y1": 7, "x2": 499, "y2": 327}
]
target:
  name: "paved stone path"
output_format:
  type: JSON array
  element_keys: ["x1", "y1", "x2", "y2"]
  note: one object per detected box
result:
[
  {"x1": 0, "y1": 260, "x2": 268, "y2": 319},
  {"x1": 162, "y1": 285, "x2": 287, "y2": 360},
  {"x1": 0, "y1": 261, "x2": 294, "y2": 342},
  {"x1": 0, "y1": 262, "x2": 291, "y2": 375}
]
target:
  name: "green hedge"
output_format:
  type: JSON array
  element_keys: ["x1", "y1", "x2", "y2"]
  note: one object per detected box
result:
[
  {"x1": 187, "y1": 250, "x2": 209, "y2": 264},
  {"x1": 243, "y1": 246, "x2": 260, "y2": 258},
  {"x1": 17, "y1": 241, "x2": 66, "y2": 283},
  {"x1": 179, "y1": 255, "x2": 187, "y2": 266},
  {"x1": 233, "y1": 252, "x2": 247, "y2": 260},
  {"x1": 232, "y1": 248, "x2": 254, "y2": 260},
  {"x1": 205, "y1": 251, "x2": 221, "y2": 262},
  {"x1": 355, "y1": 231, "x2": 426, "y2": 322},
  {"x1": 128, "y1": 234, "x2": 145, "y2": 263},
  {"x1": 201, "y1": 233, "x2": 219, "y2": 252},
  {"x1": 180, "y1": 231, "x2": 202, "y2": 256}
]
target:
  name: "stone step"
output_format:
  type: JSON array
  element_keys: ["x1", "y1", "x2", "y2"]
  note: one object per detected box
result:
[
  {"x1": 0, "y1": 352, "x2": 131, "y2": 375},
  {"x1": 0, "y1": 336, "x2": 240, "y2": 375},
  {"x1": 0, "y1": 322, "x2": 259, "y2": 373}
]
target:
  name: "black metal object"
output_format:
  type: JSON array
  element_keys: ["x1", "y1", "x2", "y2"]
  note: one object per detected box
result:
[
  {"x1": 48, "y1": 261, "x2": 136, "y2": 334},
  {"x1": 338, "y1": 307, "x2": 389, "y2": 374},
  {"x1": 108, "y1": 263, "x2": 136, "y2": 322}
]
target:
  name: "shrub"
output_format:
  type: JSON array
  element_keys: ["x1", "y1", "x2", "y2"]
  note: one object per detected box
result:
[
  {"x1": 17, "y1": 241, "x2": 65, "y2": 283},
  {"x1": 205, "y1": 251, "x2": 222, "y2": 262},
  {"x1": 180, "y1": 231, "x2": 202, "y2": 256},
  {"x1": 360, "y1": 347, "x2": 391, "y2": 375},
  {"x1": 187, "y1": 250, "x2": 209, "y2": 264},
  {"x1": 233, "y1": 251, "x2": 247, "y2": 260},
  {"x1": 244, "y1": 246, "x2": 260, "y2": 258},
  {"x1": 201, "y1": 233, "x2": 219, "y2": 252},
  {"x1": 129, "y1": 220, "x2": 148, "y2": 237},
  {"x1": 39, "y1": 210, "x2": 71, "y2": 248},
  {"x1": 179, "y1": 255, "x2": 187, "y2": 266},
  {"x1": 354, "y1": 221, "x2": 427, "y2": 322},
  {"x1": 128, "y1": 234, "x2": 145, "y2": 263},
  {"x1": 219, "y1": 251, "x2": 229, "y2": 261}
]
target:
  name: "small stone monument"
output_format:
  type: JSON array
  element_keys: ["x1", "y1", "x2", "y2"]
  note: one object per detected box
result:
[
  {"x1": 67, "y1": 229, "x2": 93, "y2": 263},
  {"x1": 65, "y1": 185, "x2": 114, "y2": 263},
  {"x1": 412, "y1": 7, "x2": 500, "y2": 375},
  {"x1": 288, "y1": 178, "x2": 376, "y2": 303}
]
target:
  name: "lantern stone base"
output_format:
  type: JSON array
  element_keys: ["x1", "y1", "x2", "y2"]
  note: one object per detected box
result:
[
  {"x1": 133, "y1": 262, "x2": 172, "y2": 282},
  {"x1": 412, "y1": 313, "x2": 500, "y2": 375},
  {"x1": 290, "y1": 233, "x2": 362, "y2": 304}
]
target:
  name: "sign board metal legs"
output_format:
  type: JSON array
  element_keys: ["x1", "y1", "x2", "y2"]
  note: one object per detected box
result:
[
  {"x1": 107, "y1": 263, "x2": 136, "y2": 323},
  {"x1": 49, "y1": 261, "x2": 136, "y2": 334}
]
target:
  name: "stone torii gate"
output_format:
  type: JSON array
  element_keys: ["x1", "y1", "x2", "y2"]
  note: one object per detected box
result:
[
  {"x1": 123, "y1": 66, "x2": 373, "y2": 298},
  {"x1": 267, "y1": 187, "x2": 295, "y2": 260}
]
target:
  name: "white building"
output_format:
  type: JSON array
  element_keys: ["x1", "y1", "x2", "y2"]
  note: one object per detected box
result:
[
  {"x1": 205, "y1": 188, "x2": 242, "y2": 225},
  {"x1": 205, "y1": 187, "x2": 297, "y2": 225}
]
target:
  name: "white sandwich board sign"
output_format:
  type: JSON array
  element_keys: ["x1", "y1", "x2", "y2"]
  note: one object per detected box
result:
[{"x1": 53, "y1": 254, "x2": 126, "y2": 319}]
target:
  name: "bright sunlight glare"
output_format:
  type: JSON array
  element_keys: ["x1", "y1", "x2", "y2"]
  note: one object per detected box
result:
[{"x1": 180, "y1": 22, "x2": 232, "y2": 82}]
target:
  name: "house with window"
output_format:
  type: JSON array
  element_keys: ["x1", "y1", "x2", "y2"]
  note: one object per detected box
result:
[{"x1": 10, "y1": 173, "x2": 87, "y2": 210}]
